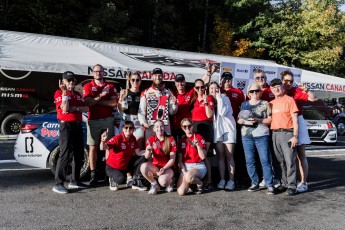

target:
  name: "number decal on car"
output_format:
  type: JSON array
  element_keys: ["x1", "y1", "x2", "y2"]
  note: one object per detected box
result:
[{"x1": 25, "y1": 137, "x2": 34, "y2": 153}]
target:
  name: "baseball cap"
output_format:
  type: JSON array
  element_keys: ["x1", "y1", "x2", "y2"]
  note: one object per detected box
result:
[
  {"x1": 270, "y1": 78, "x2": 283, "y2": 86},
  {"x1": 62, "y1": 71, "x2": 75, "y2": 80},
  {"x1": 221, "y1": 72, "x2": 233, "y2": 80},
  {"x1": 152, "y1": 68, "x2": 163, "y2": 75},
  {"x1": 175, "y1": 74, "x2": 185, "y2": 82}
]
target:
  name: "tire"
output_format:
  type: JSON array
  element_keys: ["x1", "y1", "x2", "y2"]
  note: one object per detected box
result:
[
  {"x1": 0, "y1": 113, "x2": 24, "y2": 135},
  {"x1": 335, "y1": 119, "x2": 345, "y2": 136},
  {"x1": 48, "y1": 146, "x2": 90, "y2": 180}
]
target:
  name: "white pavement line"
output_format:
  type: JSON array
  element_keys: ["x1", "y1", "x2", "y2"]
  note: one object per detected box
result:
[
  {"x1": 306, "y1": 148, "x2": 345, "y2": 153},
  {"x1": 0, "y1": 168, "x2": 45, "y2": 172},
  {"x1": 307, "y1": 153, "x2": 345, "y2": 157},
  {"x1": 0, "y1": 160, "x2": 17, "y2": 163}
]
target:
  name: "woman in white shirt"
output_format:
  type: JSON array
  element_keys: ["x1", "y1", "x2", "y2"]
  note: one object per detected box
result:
[{"x1": 208, "y1": 81, "x2": 236, "y2": 190}]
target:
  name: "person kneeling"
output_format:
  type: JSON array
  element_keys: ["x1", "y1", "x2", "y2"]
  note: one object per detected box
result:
[
  {"x1": 140, "y1": 120, "x2": 177, "y2": 195},
  {"x1": 100, "y1": 121, "x2": 142, "y2": 191},
  {"x1": 177, "y1": 118, "x2": 207, "y2": 195}
]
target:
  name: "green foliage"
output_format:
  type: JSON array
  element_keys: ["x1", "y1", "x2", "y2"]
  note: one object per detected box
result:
[
  {"x1": 1, "y1": 0, "x2": 345, "y2": 76},
  {"x1": 249, "y1": 0, "x2": 345, "y2": 76}
]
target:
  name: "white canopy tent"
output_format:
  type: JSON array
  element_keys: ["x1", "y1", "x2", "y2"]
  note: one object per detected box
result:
[{"x1": 1, "y1": 30, "x2": 345, "y2": 99}]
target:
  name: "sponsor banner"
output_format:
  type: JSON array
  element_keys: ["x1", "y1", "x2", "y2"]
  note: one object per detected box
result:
[
  {"x1": 221, "y1": 62, "x2": 301, "y2": 94},
  {"x1": 305, "y1": 82, "x2": 345, "y2": 93}
]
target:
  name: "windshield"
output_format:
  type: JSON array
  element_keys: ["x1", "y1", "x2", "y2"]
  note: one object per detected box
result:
[{"x1": 302, "y1": 109, "x2": 326, "y2": 120}]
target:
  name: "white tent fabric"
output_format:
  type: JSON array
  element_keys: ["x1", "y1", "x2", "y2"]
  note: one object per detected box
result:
[{"x1": 1, "y1": 30, "x2": 345, "y2": 98}]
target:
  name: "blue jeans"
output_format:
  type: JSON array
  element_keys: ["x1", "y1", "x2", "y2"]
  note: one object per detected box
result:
[{"x1": 242, "y1": 135, "x2": 273, "y2": 187}]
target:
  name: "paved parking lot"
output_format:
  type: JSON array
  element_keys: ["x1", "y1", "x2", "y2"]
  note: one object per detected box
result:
[{"x1": 1, "y1": 139, "x2": 345, "y2": 229}]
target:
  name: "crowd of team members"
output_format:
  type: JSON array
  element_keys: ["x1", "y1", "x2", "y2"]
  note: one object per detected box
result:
[{"x1": 52, "y1": 63, "x2": 316, "y2": 196}]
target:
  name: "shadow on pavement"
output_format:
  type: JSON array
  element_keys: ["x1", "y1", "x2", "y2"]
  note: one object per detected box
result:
[{"x1": 308, "y1": 156, "x2": 345, "y2": 191}]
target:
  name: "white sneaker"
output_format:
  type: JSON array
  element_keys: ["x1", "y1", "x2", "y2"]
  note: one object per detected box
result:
[
  {"x1": 296, "y1": 182, "x2": 308, "y2": 193},
  {"x1": 165, "y1": 185, "x2": 174, "y2": 193},
  {"x1": 126, "y1": 177, "x2": 133, "y2": 187},
  {"x1": 217, "y1": 179, "x2": 226, "y2": 189},
  {"x1": 225, "y1": 180, "x2": 235, "y2": 191},
  {"x1": 259, "y1": 179, "x2": 266, "y2": 189},
  {"x1": 52, "y1": 184, "x2": 68, "y2": 194},
  {"x1": 148, "y1": 183, "x2": 159, "y2": 195},
  {"x1": 109, "y1": 178, "x2": 118, "y2": 191}
]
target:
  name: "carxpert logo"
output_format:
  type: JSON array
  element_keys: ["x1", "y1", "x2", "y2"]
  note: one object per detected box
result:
[{"x1": 0, "y1": 69, "x2": 32, "y2": 80}]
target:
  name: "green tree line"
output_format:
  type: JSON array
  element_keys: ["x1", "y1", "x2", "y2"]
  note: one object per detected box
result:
[{"x1": 1, "y1": 0, "x2": 345, "y2": 77}]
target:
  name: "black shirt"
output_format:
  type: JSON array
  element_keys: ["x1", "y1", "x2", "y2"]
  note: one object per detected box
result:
[{"x1": 124, "y1": 89, "x2": 141, "y2": 115}]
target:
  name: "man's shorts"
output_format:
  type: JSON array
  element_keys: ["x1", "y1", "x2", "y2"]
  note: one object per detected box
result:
[
  {"x1": 87, "y1": 117, "x2": 115, "y2": 145},
  {"x1": 298, "y1": 115, "x2": 311, "y2": 146}
]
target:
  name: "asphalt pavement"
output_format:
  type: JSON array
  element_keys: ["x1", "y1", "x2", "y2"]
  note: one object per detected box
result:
[{"x1": 1, "y1": 139, "x2": 345, "y2": 229}]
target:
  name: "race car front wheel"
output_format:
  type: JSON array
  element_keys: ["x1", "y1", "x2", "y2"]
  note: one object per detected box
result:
[{"x1": 48, "y1": 146, "x2": 90, "y2": 180}]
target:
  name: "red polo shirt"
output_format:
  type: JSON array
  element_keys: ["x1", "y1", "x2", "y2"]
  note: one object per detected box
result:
[
  {"x1": 261, "y1": 85, "x2": 275, "y2": 102},
  {"x1": 191, "y1": 95, "x2": 214, "y2": 122},
  {"x1": 221, "y1": 87, "x2": 245, "y2": 119},
  {"x1": 83, "y1": 80, "x2": 117, "y2": 120},
  {"x1": 170, "y1": 89, "x2": 194, "y2": 130},
  {"x1": 285, "y1": 87, "x2": 308, "y2": 116},
  {"x1": 178, "y1": 133, "x2": 205, "y2": 164},
  {"x1": 106, "y1": 133, "x2": 138, "y2": 171},
  {"x1": 146, "y1": 135, "x2": 177, "y2": 168},
  {"x1": 54, "y1": 89, "x2": 85, "y2": 122}
]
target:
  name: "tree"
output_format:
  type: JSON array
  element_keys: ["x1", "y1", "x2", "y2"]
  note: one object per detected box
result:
[{"x1": 250, "y1": 0, "x2": 345, "y2": 76}]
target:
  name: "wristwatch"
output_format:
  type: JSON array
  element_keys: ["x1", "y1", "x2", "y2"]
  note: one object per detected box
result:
[{"x1": 293, "y1": 135, "x2": 298, "y2": 138}]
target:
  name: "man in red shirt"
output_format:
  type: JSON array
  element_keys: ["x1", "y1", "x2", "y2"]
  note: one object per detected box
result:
[
  {"x1": 219, "y1": 72, "x2": 245, "y2": 119},
  {"x1": 170, "y1": 74, "x2": 194, "y2": 141},
  {"x1": 83, "y1": 64, "x2": 118, "y2": 186},
  {"x1": 281, "y1": 70, "x2": 317, "y2": 193},
  {"x1": 253, "y1": 69, "x2": 275, "y2": 102},
  {"x1": 52, "y1": 71, "x2": 89, "y2": 194}
]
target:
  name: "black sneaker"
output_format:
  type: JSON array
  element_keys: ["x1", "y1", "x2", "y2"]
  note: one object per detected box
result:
[
  {"x1": 52, "y1": 183, "x2": 68, "y2": 194},
  {"x1": 275, "y1": 185, "x2": 288, "y2": 193},
  {"x1": 195, "y1": 181, "x2": 203, "y2": 194},
  {"x1": 285, "y1": 188, "x2": 297, "y2": 196},
  {"x1": 89, "y1": 171, "x2": 98, "y2": 187},
  {"x1": 68, "y1": 181, "x2": 88, "y2": 189},
  {"x1": 132, "y1": 179, "x2": 148, "y2": 191},
  {"x1": 247, "y1": 184, "x2": 259, "y2": 192},
  {"x1": 203, "y1": 182, "x2": 214, "y2": 191}
]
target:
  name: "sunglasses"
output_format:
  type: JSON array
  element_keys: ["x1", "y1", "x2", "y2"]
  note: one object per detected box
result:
[
  {"x1": 131, "y1": 79, "x2": 140, "y2": 82},
  {"x1": 182, "y1": 124, "x2": 192, "y2": 129},
  {"x1": 123, "y1": 126, "x2": 134, "y2": 130},
  {"x1": 249, "y1": 89, "x2": 261, "y2": 94},
  {"x1": 255, "y1": 77, "x2": 265, "y2": 80},
  {"x1": 283, "y1": 79, "x2": 293, "y2": 83},
  {"x1": 195, "y1": 86, "x2": 205, "y2": 90}
]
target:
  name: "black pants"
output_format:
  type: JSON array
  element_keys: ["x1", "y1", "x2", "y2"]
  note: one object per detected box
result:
[
  {"x1": 105, "y1": 156, "x2": 139, "y2": 184},
  {"x1": 55, "y1": 121, "x2": 84, "y2": 184},
  {"x1": 106, "y1": 165, "x2": 127, "y2": 184}
]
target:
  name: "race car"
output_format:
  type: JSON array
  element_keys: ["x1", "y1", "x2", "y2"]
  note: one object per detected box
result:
[
  {"x1": 303, "y1": 109, "x2": 338, "y2": 144},
  {"x1": 14, "y1": 112, "x2": 90, "y2": 179}
]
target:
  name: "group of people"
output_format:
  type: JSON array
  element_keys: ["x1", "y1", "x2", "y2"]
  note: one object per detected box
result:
[{"x1": 52, "y1": 63, "x2": 316, "y2": 197}]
